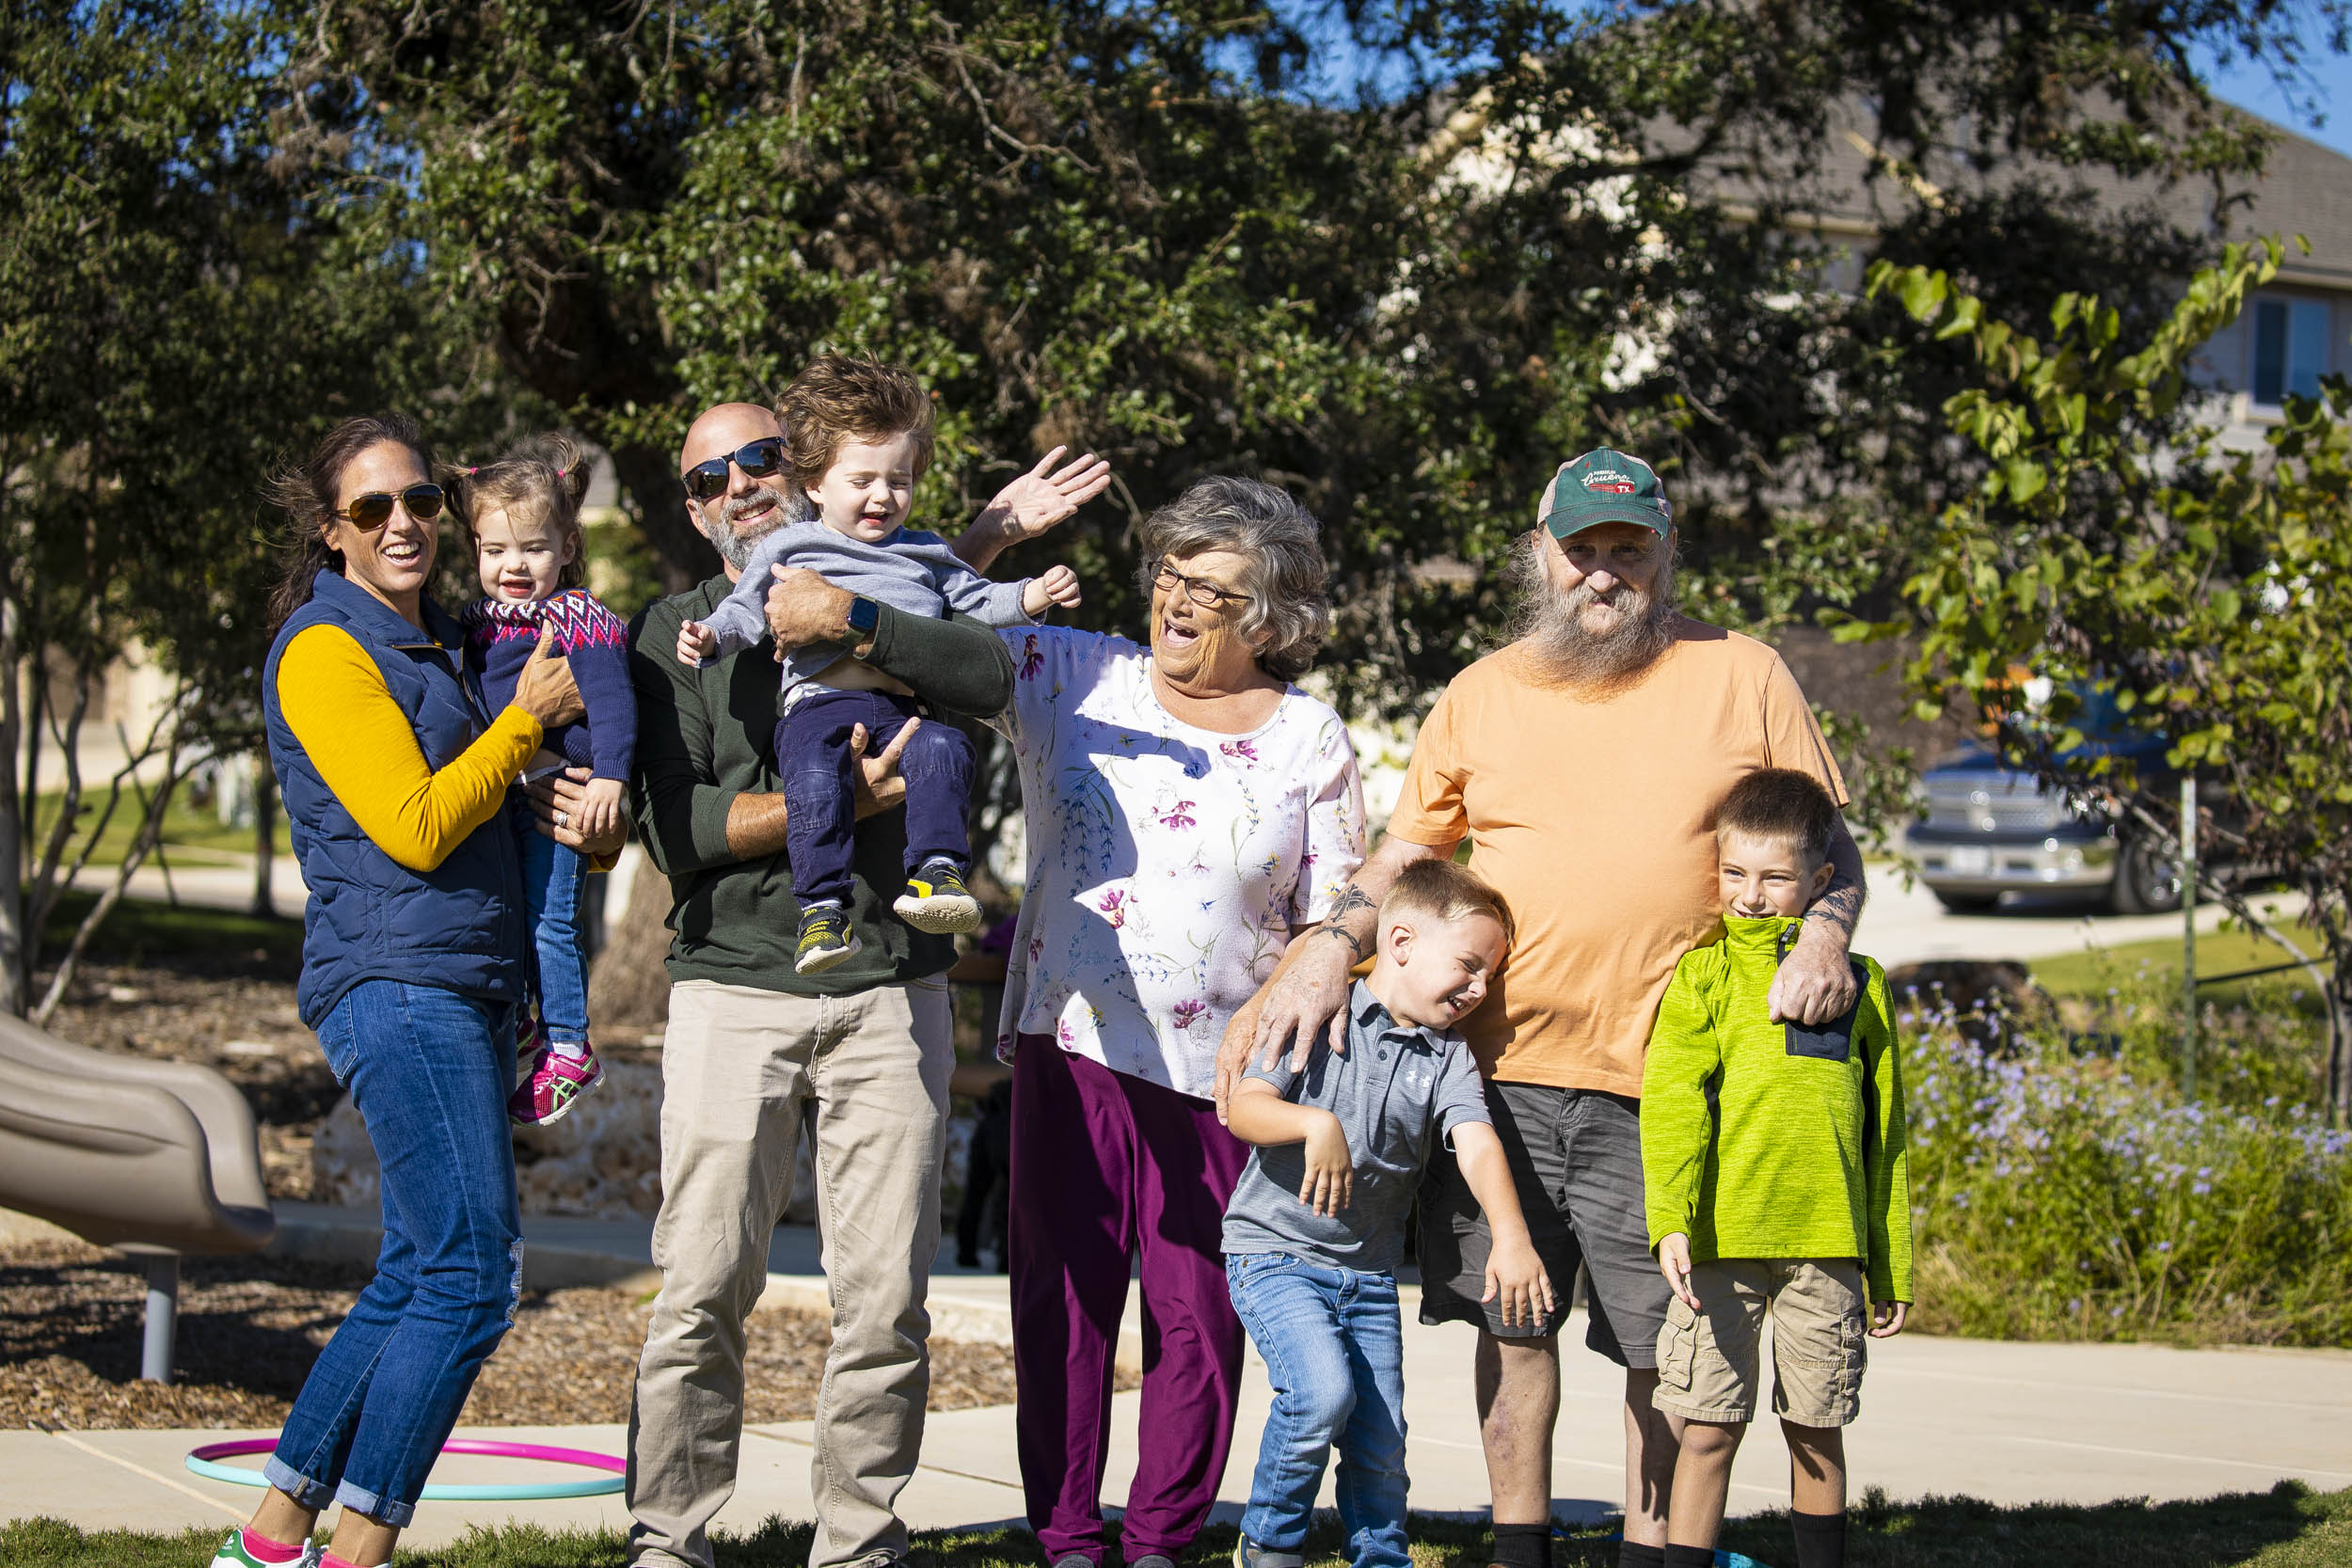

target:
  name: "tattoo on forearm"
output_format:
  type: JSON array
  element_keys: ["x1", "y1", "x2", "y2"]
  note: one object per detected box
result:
[
  {"x1": 1813, "y1": 879, "x2": 1862, "y2": 937},
  {"x1": 1316, "y1": 883, "x2": 1375, "y2": 960}
]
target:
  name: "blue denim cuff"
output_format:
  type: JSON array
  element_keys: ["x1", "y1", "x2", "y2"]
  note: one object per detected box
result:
[
  {"x1": 261, "y1": 1453, "x2": 335, "y2": 1511},
  {"x1": 335, "y1": 1476, "x2": 416, "y2": 1529}
]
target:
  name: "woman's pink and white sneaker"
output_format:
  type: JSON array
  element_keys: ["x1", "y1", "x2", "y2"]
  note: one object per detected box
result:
[{"x1": 507, "y1": 1043, "x2": 603, "y2": 1127}]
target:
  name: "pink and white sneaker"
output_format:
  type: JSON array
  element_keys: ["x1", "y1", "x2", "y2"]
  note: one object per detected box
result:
[{"x1": 507, "y1": 1042, "x2": 603, "y2": 1127}]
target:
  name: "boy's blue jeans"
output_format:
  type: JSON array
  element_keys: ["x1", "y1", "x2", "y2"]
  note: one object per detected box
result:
[
  {"x1": 264, "y1": 980, "x2": 524, "y2": 1527},
  {"x1": 518, "y1": 817, "x2": 590, "y2": 1043},
  {"x1": 1226, "y1": 1253, "x2": 1410, "y2": 1568}
]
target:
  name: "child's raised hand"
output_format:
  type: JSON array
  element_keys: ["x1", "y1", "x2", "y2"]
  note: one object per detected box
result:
[
  {"x1": 577, "y1": 777, "x2": 626, "y2": 841},
  {"x1": 1023, "y1": 564, "x2": 1083, "y2": 616},
  {"x1": 675, "y1": 619, "x2": 719, "y2": 666},
  {"x1": 1480, "y1": 1235, "x2": 1556, "y2": 1330},
  {"x1": 1868, "y1": 1299, "x2": 1908, "y2": 1338},
  {"x1": 1657, "y1": 1231, "x2": 1700, "y2": 1311},
  {"x1": 1296, "y1": 1110, "x2": 1354, "y2": 1218}
]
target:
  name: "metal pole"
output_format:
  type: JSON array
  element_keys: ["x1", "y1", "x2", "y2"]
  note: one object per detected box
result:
[
  {"x1": 2181, "y1": 775, "x2": 2198, "y2": 1098},
  {"x1": 139, "y1": 1254, "x2": 180, "y2": 1383}
]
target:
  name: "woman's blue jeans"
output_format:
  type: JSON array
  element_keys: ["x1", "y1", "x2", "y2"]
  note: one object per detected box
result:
[
  {"x1": 517, "y1": 819, "x2": 590, "y2": 1044},
  {"x1": 1226, "y1": 1253, "x2": 1410, "y2": 1568},
  {"x1": 264, "y1": 980, "x2": 523, "y2": 1528}
]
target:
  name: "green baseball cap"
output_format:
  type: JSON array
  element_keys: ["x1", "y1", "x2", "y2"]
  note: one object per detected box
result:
[{"x1": 1538, "y1": 449, "x2": 1674, "y2": 538}]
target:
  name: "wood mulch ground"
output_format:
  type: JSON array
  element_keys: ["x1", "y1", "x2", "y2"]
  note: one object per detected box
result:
[{"x1": 0, "y1": 1236, "x2": 1024, "y2": 1431}]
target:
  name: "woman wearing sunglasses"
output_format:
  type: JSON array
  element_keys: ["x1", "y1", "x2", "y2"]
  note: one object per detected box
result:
[{"x1": 216, "y1": 414, "x2": 584, "y2": 1568}]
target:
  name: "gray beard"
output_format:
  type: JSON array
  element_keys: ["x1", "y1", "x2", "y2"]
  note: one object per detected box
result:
[
  {"x1": 701, "y1": 484, "x2": 809, "y2": 572},
  {"x1": 1507, "y1": 537, "x2": 1679, "y2": 691}
]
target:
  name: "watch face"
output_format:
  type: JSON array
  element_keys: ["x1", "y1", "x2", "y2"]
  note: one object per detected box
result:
[{"x1": 849, "y1": 597, "x2": 878, "y2": 633}]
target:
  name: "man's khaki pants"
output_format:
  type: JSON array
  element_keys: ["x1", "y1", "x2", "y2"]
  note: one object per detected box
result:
[{"x1": 627, "y1": 976, "x2": 952, "y2": 1568}]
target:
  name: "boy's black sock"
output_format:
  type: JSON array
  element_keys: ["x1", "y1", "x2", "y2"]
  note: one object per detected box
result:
[
  {"x1": 1661, "y1": 1547, "x2": 1714, "y2": 1568},
  {"x1": 1490, "y1": 1523, "x2": 1551, "y2": 1568},
  {"x1": 1790, "y1": 1510, "x2": 1847, "y2": 1568},
  {"x1": 1616, "y1": 1544, "x2": 1666, "y2": 1568}
]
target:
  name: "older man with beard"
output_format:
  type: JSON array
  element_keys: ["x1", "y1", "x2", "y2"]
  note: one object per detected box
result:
[
  {"x1": 620, "y1": 399, "x2": 1107, "y2": 1568},
  {"x1": 1218, "y1": 450, "x2": 1863, "y2": 1568}
]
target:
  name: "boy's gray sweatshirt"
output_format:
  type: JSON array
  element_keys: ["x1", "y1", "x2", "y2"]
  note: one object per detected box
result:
[{"x1": 699, "y1": 520, "x2": 1033, "y2": 691}]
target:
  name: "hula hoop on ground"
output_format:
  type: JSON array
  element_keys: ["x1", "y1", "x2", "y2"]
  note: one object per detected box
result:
[{"x1": 185, "y1": 1436, "x2": 624, "y2": 1501}]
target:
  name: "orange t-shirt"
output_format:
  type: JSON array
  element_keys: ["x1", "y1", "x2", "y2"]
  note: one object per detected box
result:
[{"x1": 1384, "y1": 623, "x2": 1847, "y2": 1096}]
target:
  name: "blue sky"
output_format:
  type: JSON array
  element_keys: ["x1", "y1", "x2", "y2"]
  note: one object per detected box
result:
[{"x1": 2194, "y1": 44, "x2": 2352, "y2": 155}]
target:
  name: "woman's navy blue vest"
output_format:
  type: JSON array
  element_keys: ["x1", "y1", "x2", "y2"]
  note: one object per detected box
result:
[{"x1": 263, "y1": 570, "x2": 526, "y2": 1028}]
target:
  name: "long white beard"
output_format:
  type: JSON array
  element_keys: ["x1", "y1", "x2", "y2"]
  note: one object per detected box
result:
[{"x1": 1508, "y1": 537, "x2": 1679, "y2": 691}]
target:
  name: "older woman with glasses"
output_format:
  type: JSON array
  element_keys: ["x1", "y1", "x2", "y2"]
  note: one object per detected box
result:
[{"x1": 963, "y1": 476, "x2": 1366, "y2": 1568}]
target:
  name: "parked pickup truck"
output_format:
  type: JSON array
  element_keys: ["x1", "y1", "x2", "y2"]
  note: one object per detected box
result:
[{"x1": 1904, "y1": 734, "x2": 2185, "y2": 916}]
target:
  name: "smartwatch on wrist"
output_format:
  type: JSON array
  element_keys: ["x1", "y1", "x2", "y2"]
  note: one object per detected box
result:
[{"x1": 845, "y1": 595, "x2": 881, "y2": 643}]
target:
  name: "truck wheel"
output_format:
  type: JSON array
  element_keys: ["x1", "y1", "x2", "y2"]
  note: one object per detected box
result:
[
  {"x1": 1932, "y1": 889, "x2": 2001, "y2": 914},
  {"x1": 2109, "y1": 834, "x2": 2183, "y2": 915}
]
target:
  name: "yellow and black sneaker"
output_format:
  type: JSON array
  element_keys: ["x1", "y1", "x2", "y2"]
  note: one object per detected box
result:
[
  {"x1": 895, "y1": 858, "x2": 984, "y2": 935},
  {"x1": 794, "y1": 903, "x2": 861, "y2": 975}
]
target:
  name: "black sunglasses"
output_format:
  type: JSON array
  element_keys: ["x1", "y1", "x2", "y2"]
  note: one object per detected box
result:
[
  {"x1": 337, "y1": 483, "x2": 445, "y2": 531},
  {"x1": 682, "y1": 437, "x2": 787, "y2": 502}
]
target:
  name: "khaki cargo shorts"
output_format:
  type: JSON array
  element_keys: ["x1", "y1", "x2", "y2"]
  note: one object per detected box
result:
[{"x1": 1651, "y1": 1258, "x2": 1867, "y2": 1427}]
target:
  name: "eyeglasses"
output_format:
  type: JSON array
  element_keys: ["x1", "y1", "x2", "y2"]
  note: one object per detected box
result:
[
  {"x1": 681, "y1": 437, "x2": 787, "y2": 502},
  {"x1": 336, "y1": 484, "x2": 445, "y2": 531},
  {"x1": 1152, "y1": 562, "x2": 1251, "y2": 610}
]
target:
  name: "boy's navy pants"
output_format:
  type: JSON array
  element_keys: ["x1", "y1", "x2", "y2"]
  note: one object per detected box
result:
[{"x1": 775, "y1": 687, "x2": 974, "y2": 908}]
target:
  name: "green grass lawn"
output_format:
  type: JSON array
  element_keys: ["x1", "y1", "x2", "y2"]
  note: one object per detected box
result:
[
  {"x1": 27, "y1": 787, "x2": 293, "y2": 867},
  {"x1": 2028, "y1": 917, "x2": 2333, "y2": 1011},
  {"x1": 8, "y1": 1490, "x2": 2352, "y2": 1568},
  {"x1": 33, "y1": 887, "x2": 304, "y2": 968}
]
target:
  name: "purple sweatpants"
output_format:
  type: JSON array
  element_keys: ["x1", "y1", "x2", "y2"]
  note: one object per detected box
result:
[{"x1": 1009, "y1": 1035, "x2": 1250, "y2": 1563}]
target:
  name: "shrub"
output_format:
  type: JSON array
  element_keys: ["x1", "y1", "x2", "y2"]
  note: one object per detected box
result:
[{"x1": 1902, "y1": 974, "x2": 2352, "y2": 1346}]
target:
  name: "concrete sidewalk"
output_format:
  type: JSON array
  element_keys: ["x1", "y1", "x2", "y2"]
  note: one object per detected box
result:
[{"x1": 8, "y1": 1206, "x2": 2351, "y2": 1544}]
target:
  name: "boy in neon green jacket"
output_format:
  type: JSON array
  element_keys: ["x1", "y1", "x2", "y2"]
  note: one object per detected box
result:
[{"x1": 1640, "y1": 768, "x2": 1912, "y2": 1568}]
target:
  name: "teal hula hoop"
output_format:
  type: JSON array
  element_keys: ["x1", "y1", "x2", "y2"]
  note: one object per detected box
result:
[{"x1": 186, "y1": 1436, "x2": 623, "y2": 1501}]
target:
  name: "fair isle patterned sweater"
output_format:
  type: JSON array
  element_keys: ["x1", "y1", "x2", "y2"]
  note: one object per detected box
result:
[{"x1": 461, "y1": 589, "x2": 637, "y2": 781}]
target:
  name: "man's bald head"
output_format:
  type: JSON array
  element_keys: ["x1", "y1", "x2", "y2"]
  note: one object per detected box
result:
[{"x1": 678, "y1": 401, "x2": 803, "y2": 575}]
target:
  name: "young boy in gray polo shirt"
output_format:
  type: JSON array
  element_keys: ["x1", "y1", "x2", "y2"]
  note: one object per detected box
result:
[{"x1": 1224, "y1": 860, "x2": 1553, "y2": 1568}]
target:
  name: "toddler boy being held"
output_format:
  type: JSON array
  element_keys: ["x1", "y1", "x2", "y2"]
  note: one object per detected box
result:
[
  {"x1": 1224, "y1": 861, "x2": 1551, "y2": 1568},
  {"x1": 1641, "y1": 769, "x2": 1914, "y2": 1568}
]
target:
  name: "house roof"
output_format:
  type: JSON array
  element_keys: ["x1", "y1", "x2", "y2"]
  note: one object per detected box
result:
[{"x1": 1679, "y1": 98, "x2": 2352, "y2": 289}]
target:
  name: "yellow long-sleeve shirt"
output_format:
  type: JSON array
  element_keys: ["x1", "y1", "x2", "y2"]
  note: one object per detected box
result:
[{"x1": 275, "y1": 623, "x2": 543, "y2": 872}]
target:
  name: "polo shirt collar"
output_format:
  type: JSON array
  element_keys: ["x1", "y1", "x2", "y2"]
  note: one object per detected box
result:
[{"x1": 1349, "y1": 980, "x2": 1444, "y2": 1050}]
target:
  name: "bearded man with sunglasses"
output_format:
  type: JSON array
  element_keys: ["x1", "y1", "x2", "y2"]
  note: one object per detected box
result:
[{"x1": 600, "y1": 399, "x2": 1108, "y2": 1568}]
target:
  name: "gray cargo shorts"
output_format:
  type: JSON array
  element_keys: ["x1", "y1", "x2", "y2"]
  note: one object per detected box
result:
[{"x1": 1417, "y1": 1081, "x2": 1671, "y2": 1368}]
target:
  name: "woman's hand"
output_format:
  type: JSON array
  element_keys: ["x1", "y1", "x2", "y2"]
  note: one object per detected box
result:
[
  {"x1": 526, "y1": 765, "x2": 628, "y2": 858},
  {"x1": 765, "y1": 566, "x2": 857, "y2": 653},
  {"x1": 512, "y1": 627, "x2": 586, "y2": 729},
  {"x1": 955, "y1": 448, "x2": 1114, "y2": 574},
  {"x1": 1022, "y1": 564, "x2": 1084, "y2": 617}
]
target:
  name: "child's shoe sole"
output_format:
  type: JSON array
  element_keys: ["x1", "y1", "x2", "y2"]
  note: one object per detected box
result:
[
  {"x1": 894, "y1": 891, "x2": 983, "y2": 935},
  {"x1": 795, "y1": 929, "x2": 863, "y2": 975}
]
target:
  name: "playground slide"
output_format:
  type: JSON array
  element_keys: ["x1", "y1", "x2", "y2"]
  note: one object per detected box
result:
[{"x1": 0, "y1": 1008, "x2": 275, "y2": 1376}]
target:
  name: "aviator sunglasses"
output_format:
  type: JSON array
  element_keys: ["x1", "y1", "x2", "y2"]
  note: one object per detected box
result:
[
  {"x1": 682, "y1": 437, "x2": 787, "y2": 502},
  {"x1": 336, "y1": 483, "x2": 446, "y2": 531}
]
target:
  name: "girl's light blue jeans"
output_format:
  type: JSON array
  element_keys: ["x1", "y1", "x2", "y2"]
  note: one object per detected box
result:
[
  {"x1": 264, "y1": 980, "x2": 523, "y2": 1527},
  {"x1": 1226, "y1": 1252, "x2": 1410, "y2": 1568},
  {"x1": 518, "y1": 818, "x2": 590, "y2": 1044}
]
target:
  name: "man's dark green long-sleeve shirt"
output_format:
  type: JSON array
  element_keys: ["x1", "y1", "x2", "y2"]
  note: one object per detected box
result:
[{"x1": 628, "y1": 574, "x2": 1015, "y2": 995}]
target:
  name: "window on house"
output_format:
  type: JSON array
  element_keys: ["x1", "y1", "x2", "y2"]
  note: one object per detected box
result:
[{"x1": 2252, "y1": 297, "x2": 2334, "y2": 404}]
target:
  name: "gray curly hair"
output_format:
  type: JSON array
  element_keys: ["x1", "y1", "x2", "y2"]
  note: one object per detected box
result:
[{"x1": 1134, "y1": 476, "x2": 1330, "y2": 683}]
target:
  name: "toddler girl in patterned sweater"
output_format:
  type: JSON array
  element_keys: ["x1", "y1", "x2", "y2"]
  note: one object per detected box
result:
[{"x1": 457, "y1": 436, "x2": 635, "y2": 1126}]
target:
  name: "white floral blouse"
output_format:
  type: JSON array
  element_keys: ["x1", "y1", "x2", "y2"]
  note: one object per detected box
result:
[{"x1": 994, "y1": 625, "x2": 1367, "y2": 1099}]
